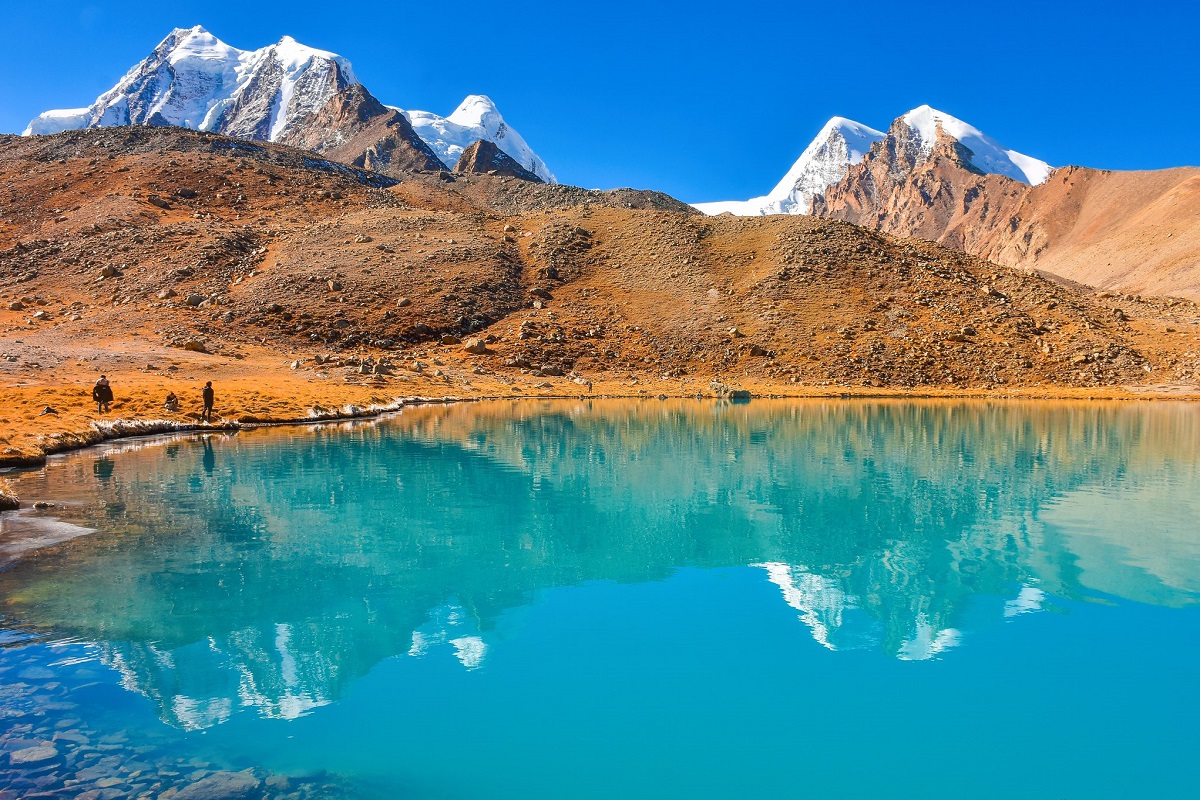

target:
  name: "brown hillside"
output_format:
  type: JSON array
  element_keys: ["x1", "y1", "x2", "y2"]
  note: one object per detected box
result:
[
  {"x1": 3, "y1": 127, "x2": 1200, "y2": 463},
  {"x1": 813, "y1": 120, "x2": 1200, "y2": 299}
]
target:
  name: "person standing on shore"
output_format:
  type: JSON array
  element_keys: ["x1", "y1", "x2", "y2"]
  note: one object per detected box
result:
[
  {"x1": 92, "y1": 375, "x2": 113, "y2": 413},
  {"x1": 201, "y1": 381, "x2": 215, "y2": 422}
]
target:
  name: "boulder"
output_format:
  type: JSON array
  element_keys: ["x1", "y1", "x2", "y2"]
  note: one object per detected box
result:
[
  {"x1": 173, "y1": 770, "x2": 260, "y2": 800},
  {"x1": 8, "y1": 745, "x2": 57, "y2": 764},
  {"x1": 462, "y1": 338, "x2": 488, "y2": 354}
]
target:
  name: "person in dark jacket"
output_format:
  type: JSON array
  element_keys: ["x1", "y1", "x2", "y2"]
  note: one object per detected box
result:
[
  {"x1": 201, "y1": 381, "x2": 215, "y2": 422},
  {"x1": 92, "y1": 375, "x2": 113, "y2": 413}
]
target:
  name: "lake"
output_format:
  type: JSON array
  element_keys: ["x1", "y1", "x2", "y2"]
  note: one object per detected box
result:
[{"x1": 1, "y1": 400, "x2": 1198, "y2": 798}]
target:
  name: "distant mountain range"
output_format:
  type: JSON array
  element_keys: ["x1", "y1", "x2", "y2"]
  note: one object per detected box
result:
[
  {"x1": 21, "y1": 27, "x2": 1200, "y2": 299},
  {"x1": 24, "y1": 26, "x2": 555, "y2": 183},
  {"x1": 694, "y1": 106, "x2": 1051, "y2": 217},
  {"x1": 697, "y1": 107, "x2": 1200, "y2": 299}
]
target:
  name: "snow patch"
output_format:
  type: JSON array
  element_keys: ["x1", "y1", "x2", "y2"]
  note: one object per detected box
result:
[
  {"x1": 403, "y1": 95, "x2": 555, "y2": 183},
  {"x1": 694, "y1": 116, "x2": 883, "y2": 216},
  {"x1": 902, "y1": 105, "x2": 1051, "y2": 185}
]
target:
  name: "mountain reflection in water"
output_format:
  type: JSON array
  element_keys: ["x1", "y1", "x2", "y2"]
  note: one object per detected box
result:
[{"x1": 1, "y1": 399, "x2": 1198, "y2": 731}]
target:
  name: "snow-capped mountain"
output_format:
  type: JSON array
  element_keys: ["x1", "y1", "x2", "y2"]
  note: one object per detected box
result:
[
  {"x1": 899, "y1": 105, "x2": 1051, "y2": 185},
  {"x1": 24, "y1": 26, "x2": 554, "y2": 182},
  {"x1": 695, "y1": 106, "x2": 1051, "y2": 216},
  {"x1": 402, "y1": 95, "x2": 555, "y2": 183},
  {"x1": 24, "y1": 26, "x2": 356, "y2": 142},
  {"x1": 693, "y1": 117, "x2": 884, "y2": 216}
]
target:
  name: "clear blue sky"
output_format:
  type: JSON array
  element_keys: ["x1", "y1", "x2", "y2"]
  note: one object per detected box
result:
[{"x1": 1, "y1": 1, "x2": 1197, "y2": 202}]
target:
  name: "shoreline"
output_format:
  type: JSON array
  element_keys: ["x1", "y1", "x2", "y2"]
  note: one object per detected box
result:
[{"x1": 3, "y1": 383, "x2": 1199, "y2": 477}]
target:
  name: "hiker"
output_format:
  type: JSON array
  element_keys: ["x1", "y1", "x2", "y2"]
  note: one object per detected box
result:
[
  {"x1": 92, "y1": 375, "x2": 113, "y2": 413},
  {"x1": 164, "y1": 392, "x2": 179, "y2": 412},
  {"x1": 201, "y1": 381, "x2": 215, "y2": 422}
]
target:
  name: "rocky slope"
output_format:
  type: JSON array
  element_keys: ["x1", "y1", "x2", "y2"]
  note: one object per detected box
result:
[
  {"x1": 698, "y1": 105, "x2": 1200, "y2": 299},
  {"x1": 276, "y1": 83, "x2": 446, "y2": 174},
  {"x1": 3, "y1": 126, "x2": 1198, "y2": 441},
  {"x1": 24, "y1": 26, "x2": 551, "y2": 183},
  {"x1": 812, "y1": 121, "x2": 1200, "y2": 299},
  {"x1": 453, "y1": 139, "x2": 544, "y2": 181}
]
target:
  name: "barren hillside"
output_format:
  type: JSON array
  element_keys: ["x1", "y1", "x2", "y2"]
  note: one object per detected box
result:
[
  {"x1": 812, "y1": 120, "x2": 1200, "y2": 298},
  {"x1": 3, "y1": 127, "x2": 1200, "y2": 464}
]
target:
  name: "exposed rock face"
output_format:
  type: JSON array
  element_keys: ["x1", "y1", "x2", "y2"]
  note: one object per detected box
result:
[
  {"x1": 453, "y1": 139, "x2": 543, "y2": 182},
  {"x1": 278, "y1": 84, "x2": 447, "y2": 175},
  {"x1": 813, "y1": 119, "x2": 1200, "y2": 299}
]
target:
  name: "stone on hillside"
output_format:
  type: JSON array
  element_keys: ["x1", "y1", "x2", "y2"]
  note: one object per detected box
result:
[
  {"x1": 185, "y1": 294, "x2": 204, "y2": 307},
  {"x1": 462, "y1": 338, "x2": 488, "y2": 354},
  {"x1": 177, "y1": 188, "x2": 198, "y2": 199},
  {"x1": 147, "y1": 195, "x2": 171, "y2": 209},
  {"x1": 328, "y1": 280, "x2": 343, "y2": 291},
  {"x1": 7, "y1": 301, "x2": 23, "y2": 311},
  {"x1": 354, "y1": 235, "x2": 373, "y2": 243},
  {"x1": 0, "y1": 489, "x2": 19, "y2": 511},
  {"x1": 396, "y1": 297, "x2": 411, "y2": 307},
  {"x1": 158, "y1": 289, "x2": 178, "y2": 299},
  {"x1": 182, "y1": 340, "x2": 207, "y2": 353},
  {"x1": 99, "y1": 265, "x2": 121, "y2": 278},
  {"x1": 440, "y1": 334, "x2": 461, "y2": 345},
  {"x1": 728, "y1": 327, "x2": 744, "y2": 337}
]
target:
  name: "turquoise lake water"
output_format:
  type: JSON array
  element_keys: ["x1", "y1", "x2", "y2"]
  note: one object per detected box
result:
[{"x1": 1, "y1": 399, "x2": 1198, "y2": 798}]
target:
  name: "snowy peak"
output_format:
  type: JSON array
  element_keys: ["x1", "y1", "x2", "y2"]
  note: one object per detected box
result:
[
  {"x1": 899, "y1": 105, "x2": 1050, "y2": 185},
  {"x1": 763, "y1": 117, "x2": 885, "y2": 211},
  {"x1": 694, "y1": 105, "x2": 1052, "y2": 216},
  {"x1": 447, "y1": 95, "x2": 503, "y2": 129},
  {"x1": 24, "y1": 26, "x2": 357, "y2": 142},
  {"x1": 403, "y1": 96, "x2": 555, "y2": 183},
  {"x1": 693, "y1": 116, "x2": 883, "y2": 216},
  {"x1": 24, "y1": 28, "x2": 554, "y2": 184}
]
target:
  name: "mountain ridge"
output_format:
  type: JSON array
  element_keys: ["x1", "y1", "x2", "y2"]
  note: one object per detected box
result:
[
  {"x1": 695, "y1": 106, "x2": 1050, "y2": 219},
  {"x1": 23, "y1": 26, "x2": 553, "y2": 183}
]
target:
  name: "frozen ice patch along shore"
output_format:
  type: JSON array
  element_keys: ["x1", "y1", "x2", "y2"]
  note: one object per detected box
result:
[{"x1": 0, "y1": 510, "x2": 95, "y2": 566}]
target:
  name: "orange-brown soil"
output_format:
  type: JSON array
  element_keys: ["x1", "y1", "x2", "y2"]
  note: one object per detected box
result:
[{"x1": 3, "y1": 127, "x2": 1200, "y2": 467}]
